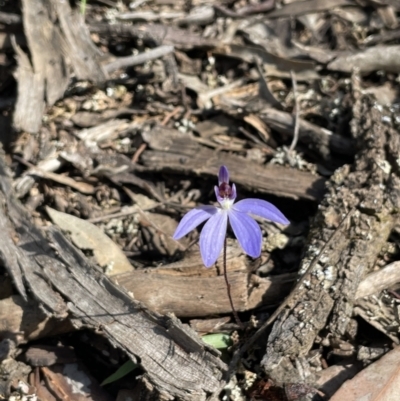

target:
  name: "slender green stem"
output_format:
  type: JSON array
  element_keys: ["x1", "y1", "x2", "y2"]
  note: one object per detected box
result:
[
  {"x1": 223, "y1": 238, "x2": 243, "y2": 329},
  {"x1": 80, "y1": 0, "x2": 87, "y2": 15}
]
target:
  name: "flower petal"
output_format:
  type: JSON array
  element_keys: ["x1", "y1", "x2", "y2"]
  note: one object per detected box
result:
[
  {"x1": 199, "y1": 210, "x2": 228, "y2": 267},
  {"x1": 231, "y1": 183, "x2": 237, "y2": 200},
  {"x1": 218, "y1": 165, "x2": 230, "y2": 185},
  {"x1": 214, "y1": 185, "x2": 224, "y2": 204},
  {"x1": 228, "y1": 210, "x2": 262, "y2": 258},
  {"x1": 173, "y1": 206, "x2": 218, "y2": 240},
  {"x1": 233, "y1": 199, "x2": 289, "y2": 225}
]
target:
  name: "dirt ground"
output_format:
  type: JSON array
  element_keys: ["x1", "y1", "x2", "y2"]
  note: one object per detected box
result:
[{"x1": 0, "y1": 0, "x2": 400, "y2": 400}]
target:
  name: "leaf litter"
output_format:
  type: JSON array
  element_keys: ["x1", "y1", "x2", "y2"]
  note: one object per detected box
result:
[{"x1": 1, "y1": 0, "x2": 400, "y2": 400}]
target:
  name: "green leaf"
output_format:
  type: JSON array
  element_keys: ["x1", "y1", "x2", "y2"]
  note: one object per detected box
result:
[
  {"x1": 101, "y1": 360, "x2": 138, "y2": 386},
  {"x1": 201, "y1": 333, "x2": 232, "y2": 350}
]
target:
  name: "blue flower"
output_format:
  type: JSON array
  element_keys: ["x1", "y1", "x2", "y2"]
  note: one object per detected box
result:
[{"x1": 173, "y1": 166, "x2": 290, "y2": 267}]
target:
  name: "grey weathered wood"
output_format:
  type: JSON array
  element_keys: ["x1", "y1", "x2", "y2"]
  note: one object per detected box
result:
[
  {"x1": 261, "y1": 92, "x2": 400, "y2": 383},
  {"x1": 0, "y1": 152, "x2": 227, "y2": 400},
  {"x1": 55, "y1": 0, "x2": 107, "y2": 82},
  {"x1": 140, "y1": 125, "x2": 326, "y2": 201},
  {"x1": 14, "y1": 0, "x2": 106, "y2": 133},
  {"x1": 89, "y1": 22, "x2": 218, "y2": 50},
  {"x1": 12, "y1": 42, "x2": 46, "y2": 134},
  {"x1": 22, "y1": 0, "x2": 70, "y2": 105},
  {"x1": 0, "y1": 11, "x2": 21, "y2": 25},
  {"x1": 0, "y1": 209, "x2": 27, "y2": 299},
  {"x1": 104, "y1": 45, "x2": 174, "y2": 74}
]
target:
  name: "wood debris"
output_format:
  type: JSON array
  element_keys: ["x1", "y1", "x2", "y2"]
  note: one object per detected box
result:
[{"x1": 1, "y1": 0, "x2": 400, "y2": 399}]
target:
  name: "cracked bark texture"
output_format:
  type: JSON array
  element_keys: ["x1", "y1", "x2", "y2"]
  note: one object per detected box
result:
[{"x1": 261, "y1": 90, "x2": 400, "y2": 384}]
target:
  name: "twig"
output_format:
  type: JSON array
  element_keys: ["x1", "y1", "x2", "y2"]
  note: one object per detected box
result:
[
  {"x1": 161, "y1": 106, "x2": 183, "y2": 126},
  {"x1": 14, "y1": 156, "x2": 95, "y2": 195},
  {"x1": 131, "y1": 143, "x2": 147, "y2": 163},
  {"x1": 289, "y1": 70, "x2": 300, "y2": 151},
  {"x1": 104, "y1": 45, "x2": 175, "y2": 74},
  {"x1": 88, "y1": 205, "x2": 153, "y2": 224}
]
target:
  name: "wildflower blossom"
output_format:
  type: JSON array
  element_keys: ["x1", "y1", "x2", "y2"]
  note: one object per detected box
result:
[{"x1": 173, "y1": 166, "x2": 289, "y2": 267}]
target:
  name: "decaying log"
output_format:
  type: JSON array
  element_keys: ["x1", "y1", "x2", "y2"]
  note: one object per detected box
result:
[
  {"x1": 116, "y1": 254, "x2": 295, "y2": 317},
  {"x1": 261, "y1": 90, "x2": 400, "y2": 383},
  {"x1": 140, "y1": 125, "x2": 326, "y2": 201},
  {"x1": 0, "y1": 258, "x2": 294, "y2": 343},
  {"x1": 122, "y1": 270, "x2": 294, "y2": 317},
  {"x1": 14, "y1": 0, "x2": 106, "y2": 133},
  {"x1": 0, "y1": 152, "x2": 227, "y2": 400}
]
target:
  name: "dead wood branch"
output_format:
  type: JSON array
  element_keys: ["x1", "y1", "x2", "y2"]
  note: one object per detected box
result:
[
  {"x1": 140, "y1": 125, "x2": 326, "y2": 201},
  {"x1": 104, "y1": 45, "x2": 175, "y2": 74},
  {"x1": 89, "y1": 23, "x2": 218, "y2": 50},
  {"x1": 116, "y1": 261, "x2": 295, "y2": 317},
  {"x1": 14, "y1": 0, "x2": 106, "y2": 133}
]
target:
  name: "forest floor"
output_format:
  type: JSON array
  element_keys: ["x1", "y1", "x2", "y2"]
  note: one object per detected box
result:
[{"x1": 1, "y1": 0, "x2": 400, "y2": 400}]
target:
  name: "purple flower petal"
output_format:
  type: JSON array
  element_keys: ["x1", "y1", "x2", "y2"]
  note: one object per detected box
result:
[
  {"x1": 233, "y1": 198, "x2": 289, "y2": 225},
  {"x1": 218, "y1": 165, "x2": 229, "y2": 185},
  {"x1": 173, "y1": 205, "x2": 218, "y2": 240},
  {"x1": 231, "y1": 183, "x2": 237, "y2": 200},
  {"x1": 214, "y1": 185, "x2": 224, "y2": 204},
  {"x1": 199, "y1": 210, "x2": 228, "y2": 267},
  {"x1": 228, "y1": 210, "x2": 262, "y2": 258}
]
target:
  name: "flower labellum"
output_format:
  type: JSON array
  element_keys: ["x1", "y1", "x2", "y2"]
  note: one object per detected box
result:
[{"x1": 173, "y1": 166, "x2": 290, "y2": 267}]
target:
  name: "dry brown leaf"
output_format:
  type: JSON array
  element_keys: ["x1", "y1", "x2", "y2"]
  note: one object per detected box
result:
[
  {"x1": 330, "y1": 346, "x2": 400, "y2": 401},
  {"x1": 46, "y1": 207, "x2": 134, "y2": 275}
]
